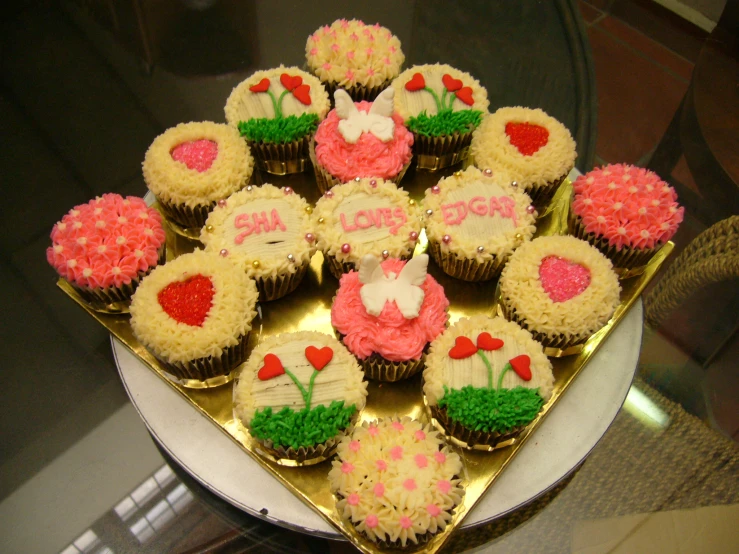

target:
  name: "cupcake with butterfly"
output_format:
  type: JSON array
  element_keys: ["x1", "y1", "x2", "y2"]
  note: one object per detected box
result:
[
  {"x1": 424, "y1": 315, "x2": 554, "y2": 449},
  {"x1": 310, "y1": 87, "x2": 414, "y2": 193},
  {"x1": 331, "y1": 253, "x2": 449, "y2": 381}
]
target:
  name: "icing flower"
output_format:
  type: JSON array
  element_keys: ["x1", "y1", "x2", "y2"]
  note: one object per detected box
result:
[
  {"x1": 249, "y1": 73, "x2": 313, "y2": 116},
  {"x1": 256, "y1": 346, "x2": 334, "y2": 409},
  {"x1": 448, "y1": 333, "x2": 532, "y2": 388}
]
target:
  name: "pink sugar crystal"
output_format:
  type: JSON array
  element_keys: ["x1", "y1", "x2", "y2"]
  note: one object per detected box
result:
[
  {"x1": 170, "y1": 139, "x2": 218, "y2": 173},
  {"x1": 538, "y1": 256, "x2": 591, "y2": 303}
]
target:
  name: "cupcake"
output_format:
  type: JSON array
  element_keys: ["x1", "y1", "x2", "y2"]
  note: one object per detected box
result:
[
  {"x1": 233, "y1": 331, "x2": 368, "y2": 464},
  {"x1": 200, "y1": 184, "x2": 317, "y2": 301},
  {"x1": 569, "y1": 164, "x2": 684, "y2": 270},
  {"x1": 424, "y1": 315, "x2": 555, "y2": 449},
  {"x1": 470, "y1": 107, "x2": 577, "y2": 210},
  {"x1": 391, "y1": 64, "x2": 489, "y2": 170},
  {"x1": 306, "y1": 19, "x2": 404, "y2": 102},
  {"x1": 142, "y1": 121, "x2": 254, "y2": 229},
  {"x1": 47, "y1": 193, "x2": 166, "y2": 308},
  {"x1": 312, "y1": 178, "x2": 422, "y2": 278},
  {"x1": 310, "y1": 87, "x2": 414, "y2": 193},
  {"x1": 328, "y1": 417, "x2": 464, "y2": 548},
  {"x1": 224, "y1": 66, "x2": 330, "y2": 175},
  {"x1": 129, "y1": 250, "x2": 259, "y2": 385},
  {"x1": 332, "y1": 254, "x2": 449, "y2": 381},
  {"x1": 498, "y1": 236, "x2": 621, "y2": 350},
  {"x1": 423, "y1": 166, "x2": 537, "y2": 282}
]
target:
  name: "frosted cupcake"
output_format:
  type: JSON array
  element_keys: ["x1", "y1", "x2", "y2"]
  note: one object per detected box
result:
[
  {"x1": 306, "y1": 19, "x2": 404, "y2": 101},
  {"x1": 423, "y1": 166, "x2": 537, "y2": 281},
  {"x1": 498, "y1": 236, "x2": 621, "y2": 350},
  {"x1": 224, "y1": 66, "x2": 330, "y2": 175},
  {"x1": 332, "y1": 254, "x2": 449, "y2": 381},
  {"x1": 200, "y1": 184, "x2": 317, "y2": 301},
  {"x1": 129, "y1": 250, "x2": 258, "y2": 385},
  {"x1": 392, "y1": 64, "x2": 489, "y2": 170},
  {"x1": 424, "y1": 315, "x2": 554, "y2": 449},
  {"x1": 142, "y1": 121, "x2": 254, "y2": 229},
  {"x1": 312, "y1": 178, "x2": 421, "y2": 278},
  {"x1": 328, "y1": 417, "x2": 463, "y2": 548},
  {"x1": 233, "y1": 331, "x2": 368, "y2": 464},
  {"x1": 569, "y1": 164, "x2": 684, "y2": 269},
  {"x1": 47, "y1": 193, "x2": 166, "y2": 308},
  {"x1": 471, "y1": 107, "x2": 577, "y2": 210},
  {"x1": 310, "y1": 88, "x2": 414, "y2": 193}
]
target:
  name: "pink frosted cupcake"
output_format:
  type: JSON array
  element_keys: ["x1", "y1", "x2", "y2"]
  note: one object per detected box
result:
[
  {"x1": 47, "y1": 193, "x2": 166, "y2": 308},
  {"x1": 310, "y1": 88, "x2": 414, "y2": 193},
  {"x1": 331, "y1": 254, "x2": 449, "y2": 381},
  {"x1": 569, "y1": 164, "x2": 684, "y2": 269}
]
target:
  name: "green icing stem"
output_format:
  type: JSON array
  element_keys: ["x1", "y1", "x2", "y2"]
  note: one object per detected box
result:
[
  {"x1": 283, "y1": 367, "x2": 310, "y2": 407},
  {"x1": 266, "y1": 89, "x2": 281, "y2": 119},
  {"x1": 306, "y1": 369, "x2": 320, "y2": 410},
  {"x1": 497, "y1": 362, "x2": 513, "y2": 391},
  {"x1": 440, "y1": 88, "x2": 449, "y2": 112},
  {"x1": 424, "y1": 86, "x2": 443, "y2": 112},
  {"x1": 276, "y1": 89, "x2": 290, "y2": 118},
  {"x1": 476, "y1": 350, "x2": 494, "y2": 389}
]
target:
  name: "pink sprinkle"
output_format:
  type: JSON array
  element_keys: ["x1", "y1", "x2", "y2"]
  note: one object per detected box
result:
[
  {"x1": 434, "y1": 452, "x2": 446, "y2": 463},
  {"x1": 437, "y1": 480, "x2": 451, "y2": 494},
  {"x1": 346, "y1": 70, "x2": 355, "y2": 81},
  {"x1": 538, "y1": 256, "x2": 591, "y2": 303},
  {"x1": 340, "y1": 19, "x2": 349, "y2": 29},
  {"x1": 365, "y1": 514, "x2": 378, "y2": 528},
  {"x1": 414, "y1": 430, "x2": 426, "y2": 440},
  {"x1": 390, "y1": 446, "x2": 403, "y2": 460},
  {"x1": 322, "y1": 63, "x2": 331, "y2": 70},
  {"x1": 367, "y1": 68, "x2": 375, "y2": 76},
  {"x1": 373, "y1": 23, "x2": 381, "y2": 30},
  {"x1": 310, "y1": 34, "x2": 318, "y2": 43},
  {"x1": 341, "y1": 462, "x2": 354, "y2": 474},
  {"x1": 392, "y1": 422, "x2": 404, "y2": 431},
  {"x1": 403, "y1": 479, "x2": 417, "y2": 491},
  {"x1": 363, "y1": 28, "x2": 372, "y2": 36},
  {"x1": 390, "y1": 46, "x2": 397, "y2": 53},
  {"x1": 347, "y1": 493, "x2": 360, "y2": 506},
  {"x1": 331, "y1": 43, "x2": 340, "y2": 52},
  {"x1": 366, "y1": 48, "x2": 374, "y2": 56},
  {"x1": 309, "y1": 48, "x2": 318, "y2": 55},
  {"x1": 350, "y1": 33, "x2": 359, "y2": 41},
  {"x1": 414, "y1": 454, "x2": 428, "y2": 468},
  {"x1": 374, "y1": 482, "x2": 385, "y2": 497},
  {"x1": 170, "y1": 139, "x2": 218, "y2": 173},
  {"x1": 368, "y1": 425, "x2": 379, "y2": 436},
  {"x1": 376, "y1": 459, "x2": 387, "y2": 471},
  {"x1": 346, "y1": 51, "x2": 355, "y2": 59},
  {"x1": 400, "y1": 516, "x2": 413, "y2": 529},
  {"x1": 383, "y1": 57, "x2": 391, "y2": 65},
  {"x1": 349, "y1": 440, "x2": 361, "y2": 452},
  {"x1": 427, "y1": 504, "x2": 441, "y2": 517}
]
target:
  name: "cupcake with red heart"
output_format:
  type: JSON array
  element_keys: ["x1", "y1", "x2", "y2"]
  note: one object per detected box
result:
[
  {"x1": 424, "y1": 315, "x2": 554, "y2": 449},
  {"x1": 225, "y1": 66, "x2": 330, "y2": 175},
  {"x1": 142, "y1": 121, "x2": 254, "y2": 230},
  {"x1": 391, "y1": 64, "x2": 489, "y2": 170},
  {"x1": 233, "y1": 331, "x2": 368, "y2": 464},
  {"x1": 471, "y1": 107, "x2": 577, "y2": 210},
  {"x1": 129, "y1": 250, "x2": 259, "y2": 386},
  {"x1": 498, "y1": 235, "x2": 621, "y2": 351}
]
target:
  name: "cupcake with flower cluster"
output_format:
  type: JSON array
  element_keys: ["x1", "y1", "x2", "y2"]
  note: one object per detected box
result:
[
  {"x1": 47, "y1": 193, "x2": 166, "y2": 308},
  {"x1": 569, "y1": 164, "x2": 684, "y2": 270},
  {"x1": 328, "y1": 417, "x2": 464, "y2": 548},
  {"x1": 306, "y1": 19, "x2": 404, "y2": 101}
]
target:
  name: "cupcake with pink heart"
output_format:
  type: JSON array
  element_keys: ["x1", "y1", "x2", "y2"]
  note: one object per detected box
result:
[
  {"x1": 498, "y1": 235, "x2": 621, "y2": 351},
  {"x1": 424, "y1": 315, "x2": 554, "y2": 448}
]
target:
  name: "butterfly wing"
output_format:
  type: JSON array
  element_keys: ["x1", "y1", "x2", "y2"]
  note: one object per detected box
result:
[
  {"x1": 359, "y1": 255, "x2": 389, "y2": 316},
  {"x1": 393, "y1": 254, "x2": 428, "y2": 318},
  {"x1": 368, "y1": 88, "x2": 395, "y2": 118},
  {"x1": 334, "y1": 89, "x2": 358, "y2": 120}
]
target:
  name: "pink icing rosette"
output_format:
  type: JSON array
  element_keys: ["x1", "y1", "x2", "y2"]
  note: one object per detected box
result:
[
  {"x1": 571, "y1": 164, "x2": 684, "y2": 251},
  {"x1": 331, "y1": 258, "x2": 449, "y2": 362},
  {"x1": 47, "y1": 193, "x2": 166, "y2": 289},
  {"x1": 315, "y1": 100, "x2": 413, "y2": 183}
]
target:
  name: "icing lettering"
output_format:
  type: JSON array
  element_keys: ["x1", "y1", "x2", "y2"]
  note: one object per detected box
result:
[
  {"x1": 441, "y1": 196, "x2": 518, "y2": 226},
  {"x1": 339, "y1": 207, "x2": 407, "y2": 235},
  {"x1": 233, "y1": 209, "x2": 287, "y2": 244}
]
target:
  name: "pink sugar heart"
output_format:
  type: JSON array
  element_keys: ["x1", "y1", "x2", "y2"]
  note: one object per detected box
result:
[
  {"x1": 170, "y1": 139, "x2": 218, "y2": 172},
  {"x1": 539, "y1": 256, "x2": 591, "y2": 303}
]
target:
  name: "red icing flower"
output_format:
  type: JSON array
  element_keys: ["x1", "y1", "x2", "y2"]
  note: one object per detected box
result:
[{"x1": 404, "y1": 73, "x2": 426, "y2": 91}]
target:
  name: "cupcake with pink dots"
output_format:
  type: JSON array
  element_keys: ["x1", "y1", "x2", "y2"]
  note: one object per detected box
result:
[
  {"x1": 569, "y1": 164, "x2": 684, "y2": 270},
  {"x1": 328, "y1": 416, "x2": 463, "y2": 548}
]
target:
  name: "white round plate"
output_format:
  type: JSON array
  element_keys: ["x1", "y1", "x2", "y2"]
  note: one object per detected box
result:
[{"x1": 113, "y1": 300, "x2": 641, "y2": 537}]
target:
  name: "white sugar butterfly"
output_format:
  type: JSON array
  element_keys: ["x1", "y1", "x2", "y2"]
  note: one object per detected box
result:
[
  {"x1": 358, "y1": 254, "x2": 428, "y2": 319},
  {"x1": 335, "y1": 88, "x2": 396, "y2": 144}
]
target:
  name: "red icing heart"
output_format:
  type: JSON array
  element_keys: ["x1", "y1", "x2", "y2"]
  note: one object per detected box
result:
[
  {"x1": 477, "y1": 332, "x2": 504, "y2": 351},
  {"x1": 539, "y1": 256, "x2": 591, "y2": 303},
  {"x1": 442, "y1": 74, "x2": 463, "y2": 92},
  {"x1": 157, "y1": 275, "x2": 214, "y2": 327},
  {"x1": 449, "y1": 336, "x2": 477, "y2": 359},
  {"x1": 454, "y1": 87, "x2": 474, "y2": 106},
  {"x1": 249, "y1": 78, "x2": 270, "y2": 93},
  {"x1": 292, "y1": 84, "x2": 312, "y2": 105},
  {"x1": 258, "y1": 353, "x2": 285, "y2": 381},
  {"x1": 170, "y1": 139, "x2": 218, "y2": 173},
  {"x1": 405, "y1": 73, "x2": 426, "y2": 91},
  {"x1": 509, "y1": 355, "x2": 532, "y2": 381},
  {"x1": 505, "y1": 122, "x2": 550, "y2": 156},
  {"x1": 305, "y1": 345, "x2": 333, "y2": 371},
  {"x1": 280, "y1": 73, "x2": 303, "y2": 92}
]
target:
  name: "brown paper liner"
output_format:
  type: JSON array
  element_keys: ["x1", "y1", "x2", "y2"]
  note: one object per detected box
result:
[
  {"x1": 156, "y1": 197, "x2": 214, "y2": 230},
  {"x1": 428, "y1": 241, "x2": 507, "y2": 282},
  {"x1": 525, "y1": 173, "x2": 568, "y2": 213},
  {"x1": 568, "y1": 209, "x2": 659, "y2": 271},
  {"x1": 360, "y1": 353, "x2": 425, "y2": 382},
  {"x1": 321, "y1": 79, "x2": 393, "y2": 103},
  {"x1": 430, "y1": 405, "x2": 525, "y2": 449},
  {"x1": 255, "y1": 262, "x2": 310, "y2": 302},
  {"x1": 324, "y1": 252, "x2": 412, "y2": 280},
  {"x1": 156, "y1": 331, "x2": 250, "y2": 383},
  {"x1": 413, "y1": 128, "x2": 474, "y2": 171},
  {"x1": 246, "y1": 135, "x2": 312, "y2": 175}
]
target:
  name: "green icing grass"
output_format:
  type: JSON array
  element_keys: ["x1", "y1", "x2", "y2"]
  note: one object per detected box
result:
[
  {"x1": 250, "y1": 400, "x2": 356, "y2": 450},
  {"x1": 407, "y1": 109, "x2": 483, "y2": 137},
  {"x1": 238, "y1": 113, "x2": 319, "y2": 144},
  {"x1": 438, "y1": 385, "x2": 543, "y2": 433}
]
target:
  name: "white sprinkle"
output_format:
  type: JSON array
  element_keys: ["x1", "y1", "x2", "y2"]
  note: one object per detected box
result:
[
  {"x1": 629, "y1": 186, "x2": 638, "y2": 194},
  {"x1": 651, "y1": 199, "x2": 660, "y2": 207},
  {"x1": 118, "y1": 216, "x2": 127, "y2": 224},
  {"x1": 622, "y1": 174, "x2": 631, "y2": 181},
  {"x1": 613, "y1": 202, "x2": 623, "y2": 210},
  {"x1": 76, "y1": 237, "x2": 87, "y2": 245},
  {"x1": 112, "y1": 267, "x2": 121, "y2": 275},
  {"x1": 618, "y1": 227, "x2": 626, "y2": 235},
  {"x1": 597, "y1": 216, "x2": 606, "y2": 223},
  {"x1": 138, "y1": 211, "x2": 148, "y2": 219},
  {"x1": 608, "y1": 182, "x2": 617, "y2": 190},
  {"x1": 54, "y1": 245, "x2": 63, "y2": 253},
  {"x1": 82, "y1": 268, "x2": 93, "y2": 277},
  {"x1": 97, "y1": 245, "x2": 107, "y2": 254},
  {"x1": 116, "y1": 236, "x2": 126, "y2": 245},
  {"x1": 638, "y1": 207, "x2": 647, "y2": 215},
  {"x1": 134, "y1": 249, "x2": 144, "y2": 258},
  {"x1": 73, "y1": 221, "x2": 82, "y2": 229},
  {"x1": 67, "y1": 259, "x2": 77, "y2": 268},
  {"x1": 58, "y1": 223, "x2": 67, "y2": 231},
  {"x1": 70, "y1": 209, "x2": 80, "y2": 217},
  {"x1": 640, "y1": 230, "x2": 650, "y2": 238},
  {"x1": 96, "y1": 220, "x2": 106, "y2": 228}
]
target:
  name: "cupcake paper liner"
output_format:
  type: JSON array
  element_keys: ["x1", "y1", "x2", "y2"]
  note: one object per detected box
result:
[
  {"x1": 428, "y1": 241, "x2": 507, "y2": 282},
  {"x1": 430, "y1": 404, "x2": 524, "y2": 449},
  {"x1": 157, "y1": 331, "x2": 250, "y2": 383},
  {"x1": 157, "y1": 197, "x2": 214, "y2": 230},
  {"x1": 324, "y1": 252, "x2": 412, "y2": 280},
  {"x1": 322, "y1": 79, "x2": 393, "y2": 104},
  {"x1": 360, "y1": 353, "x2": 425, "y2": 382},
  {"x1": 525, "y1": 173, "x2": 568, "y2": 213},
  {"x1": 255, "y1": 262, "x2": 310, "y2": 301},
  {"x1": 246, "y1": 135, "x2": 313, "y2": 176},
  {"x1": 413, "y1": 129, "x2": 474, "y2": 171}
]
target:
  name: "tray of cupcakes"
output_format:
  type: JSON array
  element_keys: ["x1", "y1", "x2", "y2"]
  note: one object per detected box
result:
[{"x1": 48, "y1": 18, "x2": 685, "y2": 554}]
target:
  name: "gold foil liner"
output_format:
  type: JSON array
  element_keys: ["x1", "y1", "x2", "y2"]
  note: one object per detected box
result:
[
  {"x1": 360, "y1": 354, "x2": 425, "y2": 382},
  {"x1": 414, "y1": 129, "x2": 474, "y2": 171},
  {"x1": 256, "y1": 262, "x2": 310, "y2": 302},
  {"x1": 246, "y1": 135, "x2": 312, "y2": 175},
  {"x1": 429, "y1": 404, "x2": 525, "y2": 450},
  {"x1": 322, "y1": 79, "x2": 393, "y2": 103},
  {"x1": 427, "y1": 241, "x2": 507, "y2": 282},
  {"x1": 251, "y1": 427, "x2": 348, "y2": 466},
  {"x1": 157, "y1": 197, "x2": 214, "y2": 230},
  {"x1": 324, "y1": 252, "x2": 412, "y2": 280},
  {"x1": 525, "y1": 173, "x2": 568, "y2": 213}
]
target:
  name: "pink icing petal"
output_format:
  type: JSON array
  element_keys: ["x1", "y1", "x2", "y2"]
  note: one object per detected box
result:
[{"x1": 538, "y1": 256, "x2": 591, "y2": 303}]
